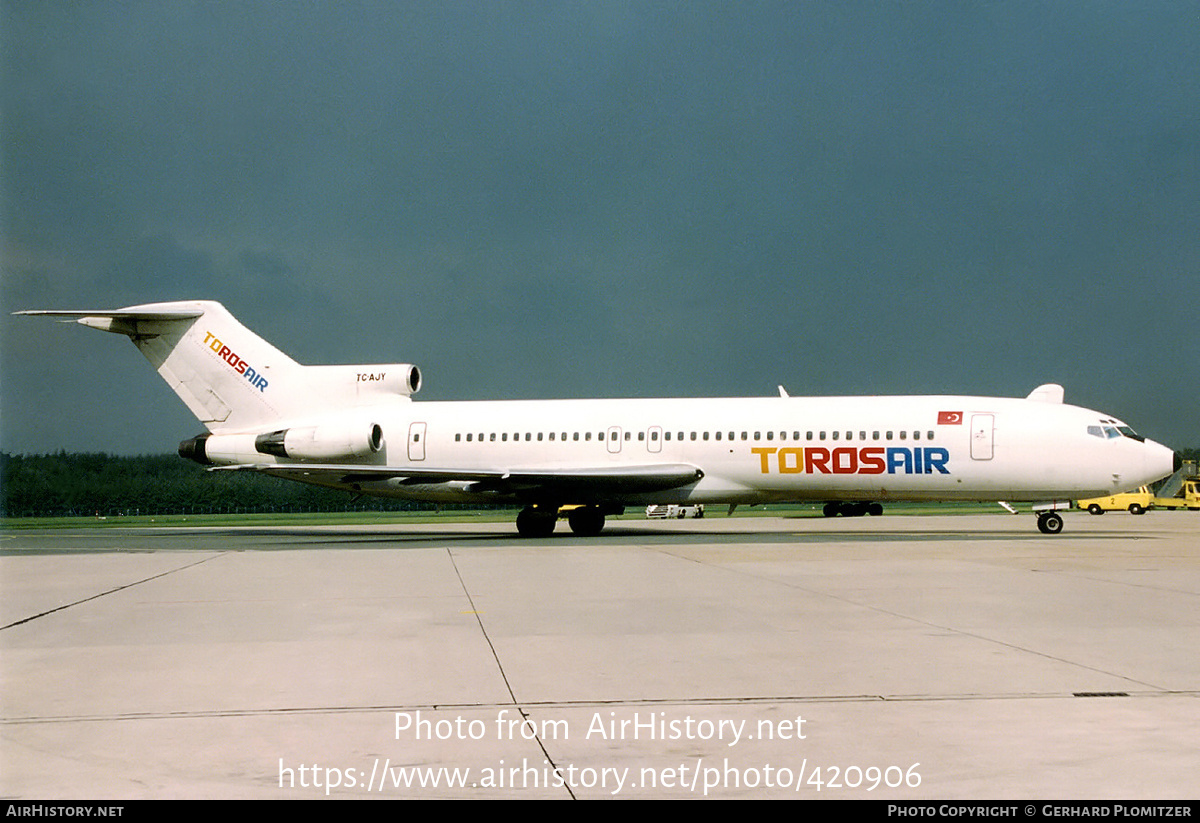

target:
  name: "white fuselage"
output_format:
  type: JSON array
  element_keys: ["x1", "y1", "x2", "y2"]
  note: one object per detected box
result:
[{"x1": 222, "y1": 393, "x2": 1174, "y2": 507}]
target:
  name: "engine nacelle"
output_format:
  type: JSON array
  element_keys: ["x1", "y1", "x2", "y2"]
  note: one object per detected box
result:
[
  {"x1": 305, "y1": 364, "x2": 422, "y2": 399},
  {"x1": 255, "y1": 422, "x2": 384, "y2": 461},
  {"x1": 180, "y1": 421, "x2": 385, "y2": 465}
]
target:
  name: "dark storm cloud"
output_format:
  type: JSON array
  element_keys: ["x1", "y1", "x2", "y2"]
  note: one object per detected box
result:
[{"x1": 2, "y1": 1, "x2": 1197, "y2": 454}]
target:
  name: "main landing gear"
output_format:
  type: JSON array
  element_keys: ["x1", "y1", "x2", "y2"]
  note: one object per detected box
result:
[
  {"x1": 822, "y1": 501, "x2": 884, "y2": 517},
  {"x1": 515, "y1": 505, "x2": 612, "y2": 537},
  {"x1": 515, "y1": 507, "x2": 557, "y2": 538}
]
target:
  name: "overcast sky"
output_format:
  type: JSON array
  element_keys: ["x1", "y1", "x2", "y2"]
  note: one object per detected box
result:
[{"x1": 2, "y1": 1, "x2": 1197, "y2": 454}]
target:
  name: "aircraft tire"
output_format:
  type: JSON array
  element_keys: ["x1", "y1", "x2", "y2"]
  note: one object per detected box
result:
[
  {"x1": 867, "y1": 503, "x2": 883, "y2": 516},
  {"x1": 840, "y1": 502, "x2": 869, "y2": 517},
  {"x1": 568, "y1": 506, "x2": 605, "y2": 536},
  {"x1": 822, "y1": 502, "x2": 840, "y2": 517},
  {"x1": 1037, "y1": 511, "x2": 1064, "y2": 535},
  {"x1": 516, "y1": 507, "x2": 557, "y2": 538}
]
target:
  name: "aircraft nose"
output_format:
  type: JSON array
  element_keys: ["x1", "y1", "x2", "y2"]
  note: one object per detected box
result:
[{"x1": 1138, "y1": 439, "x2": 1178, "y2": 486}]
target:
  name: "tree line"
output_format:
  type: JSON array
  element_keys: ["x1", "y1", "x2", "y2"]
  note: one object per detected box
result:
[{"x1": 0, "y1": 452, "x2": 440, "y2": 518}]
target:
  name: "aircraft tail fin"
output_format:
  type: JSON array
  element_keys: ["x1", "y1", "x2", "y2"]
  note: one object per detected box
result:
[
  {"x1": 16, "y1": 301, "x2": 305, "y2": 433},
  {"x1": 17, "y1": 301, "x2": 423, "y2": 435}
]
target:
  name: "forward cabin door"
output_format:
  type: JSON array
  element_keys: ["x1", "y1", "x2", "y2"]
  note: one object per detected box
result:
[{"x1": 970, "y1": 414, "x2": 994, "y2": 460}]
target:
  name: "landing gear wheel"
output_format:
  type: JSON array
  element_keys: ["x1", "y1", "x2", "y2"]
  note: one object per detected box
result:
[
  {"x1": 822, "y1": 502, "x2": 840, "y2": 517},
  {"x1": 867, "y1": 503, "x2": 883, "y2": 516},
  {"x1": 516, "y1": 507, "x2": 557, "y2": 538},
  {"x1": 1037, "y1": 511, "x2": 1064, "y2": 535},
  {"x1": 567, "y1": 506, "x2": 605, "y2": 536}
]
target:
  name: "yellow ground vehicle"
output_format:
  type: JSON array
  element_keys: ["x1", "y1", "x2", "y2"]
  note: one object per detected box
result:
[
  {"x1": 1077, "y1": 487, "x2": 1153, "y2": 515},
  {"x1": 1152, "y1": 476, "x2": 1200, "y2": 511},
  {"x1": 1078, "y1": 467, "x2": 1200, "y2": 514}
]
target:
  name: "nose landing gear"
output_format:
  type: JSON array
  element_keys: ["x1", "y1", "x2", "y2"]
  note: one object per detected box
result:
[{"x1": 1036, "y1": 511, "x2": 1064, "y2": 534}]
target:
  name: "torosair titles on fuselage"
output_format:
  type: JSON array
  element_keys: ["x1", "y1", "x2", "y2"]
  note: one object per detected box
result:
[{"x1": 16, "y1": 300, "x2": 1179, "y2": 536}]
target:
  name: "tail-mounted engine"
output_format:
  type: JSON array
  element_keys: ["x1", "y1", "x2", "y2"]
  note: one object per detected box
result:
[
  {"x1": 306, "y1": 364, "x2": 422, "y2": 399},
  {"x1": 179, "y1": 420, "x2": 385, "y2": 465},
  {"x1": 254, "y1": 422, "x2": 384, "y2": 460}
]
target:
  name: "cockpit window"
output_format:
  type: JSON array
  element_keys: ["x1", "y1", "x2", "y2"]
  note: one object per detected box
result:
[{"x1": 1088, "y1": 422, "x2": 1146, "y2": 442}]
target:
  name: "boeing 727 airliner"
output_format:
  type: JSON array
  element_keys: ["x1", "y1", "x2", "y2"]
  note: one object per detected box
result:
[{"x1": 17, "y1": 301, "x2": 1179, "y2": 535}]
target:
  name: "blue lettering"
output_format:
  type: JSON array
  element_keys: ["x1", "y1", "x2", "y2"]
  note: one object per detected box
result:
[
  {"x1": 925, "y1": 447, "x2": 950, "y2": 474},
  {"x1": 886, "y1": 448, "x2": 912, "y2": 474}
]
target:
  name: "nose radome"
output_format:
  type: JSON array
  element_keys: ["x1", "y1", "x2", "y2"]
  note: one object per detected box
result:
[{"x1": 1148, "y1": 440, "x2": 1181, "y2": 484}]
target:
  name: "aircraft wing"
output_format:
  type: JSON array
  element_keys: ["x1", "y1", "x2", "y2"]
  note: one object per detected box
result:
[{"x1": 215, "y1": 462, "x2": 705, "y2": 498}]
